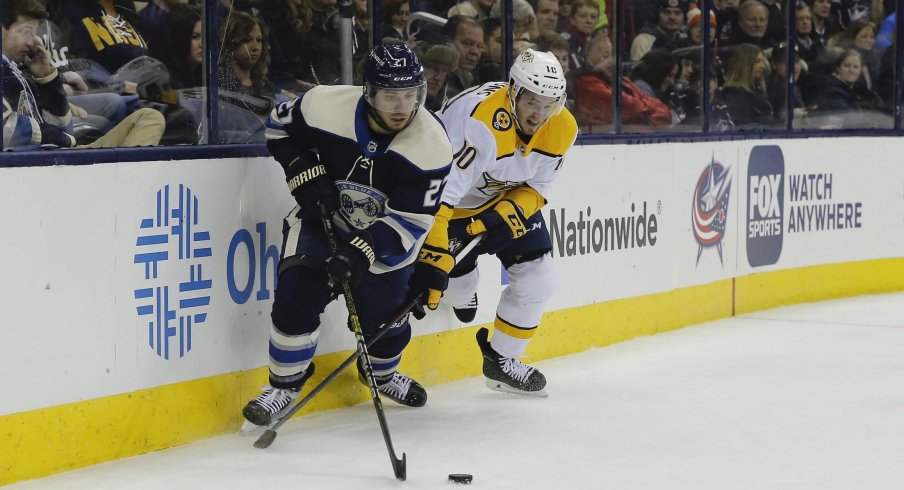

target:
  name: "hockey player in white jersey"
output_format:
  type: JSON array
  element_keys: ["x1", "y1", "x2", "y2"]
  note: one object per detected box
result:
[
  {"x1": 421, "y1": 49, "x2": 578, "y2": 396},
  {"x1": 242, "y1": 43, "x2": 454, "y2": 429}
]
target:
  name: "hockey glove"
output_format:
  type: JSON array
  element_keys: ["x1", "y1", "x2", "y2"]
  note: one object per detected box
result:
[
  {"x1": 326, "y1": 230, "x2": 376, "y2": 289},
  {"x1": 408, "y1": 244, "x2": 455, "y2": 317},
  {"x1": 466, "y1": 199, "x2": 528, "y2": 254},
  {"x1": 283, "y1": 150, "x2": 340, "y2": 218}
]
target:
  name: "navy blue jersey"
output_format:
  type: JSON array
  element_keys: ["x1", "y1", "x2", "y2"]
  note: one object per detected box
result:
[{"x1": 266, "y1": 85, "x2": 453, "y2": 273}]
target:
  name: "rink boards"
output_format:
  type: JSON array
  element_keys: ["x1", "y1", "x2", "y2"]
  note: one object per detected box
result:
[{"x1": 2, "y1": 137, "x2": 904, "y2": 484}]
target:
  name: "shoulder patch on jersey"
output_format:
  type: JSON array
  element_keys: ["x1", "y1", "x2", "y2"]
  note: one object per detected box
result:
[
  {"x1": 492, "y1": 108, "x2": 513, "y2": 131},
  {"x1": 387, "y1": 109, "x2": 453, "y2": 171},
  {"x1": 299, "y1": 85, "x2": 361, "y2": 139}
]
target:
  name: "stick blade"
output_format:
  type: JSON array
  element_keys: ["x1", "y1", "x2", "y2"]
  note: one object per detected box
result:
[
  {"x1": 394, "y1": 453, "x2": 407, "y2": 481},
  {"x1": 253, "y1": 429, "x2": 278, "y2": 449}
]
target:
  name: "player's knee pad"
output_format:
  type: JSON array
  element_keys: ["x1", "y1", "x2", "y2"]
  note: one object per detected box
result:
[
  {"x1": 444, "y1": 267, "x2": 480, "y2": 307},
  {"x1": 506, "y1": 254, "x2": 559, "y2": 304},
  {"x1": 271, "y1": 261, "x2": 329, "y2": 335},
  {"x1": 368, "y1": 323, "x2": 412, "y2": 360}
]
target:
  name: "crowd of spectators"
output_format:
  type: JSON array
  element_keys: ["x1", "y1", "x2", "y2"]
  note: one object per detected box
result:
[{"x1": 2, "y1": 0, "x2": 901, "y2": 151}]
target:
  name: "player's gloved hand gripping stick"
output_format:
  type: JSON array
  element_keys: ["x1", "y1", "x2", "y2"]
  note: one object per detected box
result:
[{"x1": 254, "y1": 205, "x2": 482, "y2": 480}]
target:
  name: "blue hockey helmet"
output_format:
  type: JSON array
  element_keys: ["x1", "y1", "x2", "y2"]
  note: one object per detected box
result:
[{"x1": 363, "y1": 43, "x2": 427, "y2": 130}]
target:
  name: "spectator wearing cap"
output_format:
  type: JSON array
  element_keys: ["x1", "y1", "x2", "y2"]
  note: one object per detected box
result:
[
  {"x1": 684, "y1": 3, "x2": 717, "y2": 46},
  {"x1": 415, "y1": 42, "x2": 460, "y2": 111},
  {"x1": 629, "y1": 0, "x2": 687, "y2": 61},
  {"x1": 766, "y1": 43, "x2": 809, "y2": 124}
]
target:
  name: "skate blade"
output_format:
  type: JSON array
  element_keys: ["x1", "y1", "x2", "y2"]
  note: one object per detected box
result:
[
  {"x1": 484, "y1": 378, "x2": 548, "y2": 398},
  {"x1": 240, "y1": 419, "x2": 269, "y2": 436}
]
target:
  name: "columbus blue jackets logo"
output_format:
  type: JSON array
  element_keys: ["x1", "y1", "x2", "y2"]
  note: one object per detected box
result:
[
  {"x1": 337, "y1": 180, "x2": 388, "y2": 229},
  {"x1": 692, "y1": 158, "x2": 732, "y2": 266},
  {"x1": 492, "y1": 109, "x2": 512, "y2": 131}
]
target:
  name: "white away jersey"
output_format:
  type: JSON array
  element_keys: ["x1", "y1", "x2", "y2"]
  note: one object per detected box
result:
[{"x1": 437, "y1": 82, "x2": 578, "y2": 215}]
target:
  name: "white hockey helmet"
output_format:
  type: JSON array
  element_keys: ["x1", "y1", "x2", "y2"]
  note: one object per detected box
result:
[{"x1": 508, "y1": 49, "x2": 567, "y2": 131}]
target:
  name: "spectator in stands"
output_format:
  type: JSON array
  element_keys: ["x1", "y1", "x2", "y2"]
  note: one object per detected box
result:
[
  {"x1": 827, "y1": 19, "x2": 880, "y2": 88},
  {"x1": 714, "y1": 0, "x2": 739, "y2": 46},
  {"x1": 557, "y1": 0, "x2": 574, "y2": 30},
  {"x1": 718, "y1": 43, "x2": 774, "y2": 128},
  {"x1": 875, "y1": 12, "x2": 894, "y2": 54},
  {"x1": 813, "y1": 48, "x2": 884, "y2": 126},
  {"x1": 382, "y1": 0, "x2": 409, "y2": 40},
  {"x1": 159, "y1": 5, "x2": 203, "y2": 89},
  {"x1": 476, "y1": 17, "x2": 505, "y2": 83},
  {"x1": 306, "y1": 0, "x2": 342, "y2": 84},
  {"x1": 766, "y1": 43, "x2": 808, "y2": 125},
  {"x1": 217, "y1": 11, "x2": 283, "y2": 142},
  {"x1": 630, "y1": 0, "x2": 687, "y2": 61},
  {"x1": 535, "y1": 29, "x2": 571, "y2": 76},
  {"x1": 260, "y1": 0, "x2": 318, "y2": 92},
  {"x1": 535, "y1": 0, "x2": 561, "y2": 31},
  {"x1": 795, "y1": 1, "x2": 826, "y2": 64},
  {"x1": 574, "y1": 31, "x2": 673, "y2": 132},
  {"x1": 142, "y1": 0, "x2": 189, "y2": 57},
  {"x1": 725, "y1": 0, "x2": 776, "y2": 50},
  {"x1": 32, "y1": 0, "x2": 142, "y2": 142},
  {"x1": 63, "y1": 0, "x2": 150, "y2": 74},
  {"x1": 443, "y1": 16, "x2": 486, "y2": 96},
  {"x1": 491, "y1": 0, "x2": 539, "y2": 41},
  {"x1": 759, "y1": 0, "x2": 786, "y2": 49},
  {"x1": 3, "y1": 0, "x2": 164, "y2": 149},
  {"x1": 2, "y1": 0, "x2": 76, "y2": 149},
  {"x1": 630, "y1": 49, "x2": 683, "y2": 122},
  {"x1": 684, "y1": 3, "x2": 717, "y2": 46},
  {"x1": 414, "y1": 41, "x2": 460, "y2": 110},
  {"x1": 561, "y1": 0, "x2": 600, "y2": 69},
  {"x1": 808, "y1": 0, "x2": 841, "y2": 46},
  {"x1": 678, "y1": 64, "x2": 736, "y2": 130},
  {"x1": 353, "y1": 0, "x2": 370, "y2": 65}
]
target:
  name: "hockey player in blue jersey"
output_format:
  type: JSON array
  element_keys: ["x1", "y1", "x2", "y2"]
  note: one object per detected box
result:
[{"x1": 242, "y1": 43, "x2": 454, "y2": 428}]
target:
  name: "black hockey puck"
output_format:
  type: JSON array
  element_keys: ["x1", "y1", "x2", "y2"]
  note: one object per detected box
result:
[{"x1": 448, "y1": 474, "x2": 473, "y2": 484}]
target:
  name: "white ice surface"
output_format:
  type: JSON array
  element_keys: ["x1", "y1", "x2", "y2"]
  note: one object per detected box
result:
[{"x1": 8, "y1": 292, "x2": 904, "y2": 490}]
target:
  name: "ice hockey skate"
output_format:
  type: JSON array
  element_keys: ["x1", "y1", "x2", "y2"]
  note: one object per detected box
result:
[
  {"x1": 241, "y1": 363, "x2": 315, "y2": 434},
  {"x1": 476, "y1": 327, "x2": 548, "y2": 397},
  {"x1": 453, "y1": 293, "x2": 478, "y2": 323},
  {"x1": 357, "y1": 359, "x2": 427, "y2": 407}
]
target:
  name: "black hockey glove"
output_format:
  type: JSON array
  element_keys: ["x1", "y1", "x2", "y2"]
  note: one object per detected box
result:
[
  {"x1": 466, "y1": 200, "x2": 527, "y2": 254},
  {"x1": 327, "y1": 230, "x2": 376, "y2": 289},
  {"x1": 407, "y1": 244, "x2": 455, "y2": 319},
  {"x1": 282, "y1": 150, "x2": 339, "y2": 218}
]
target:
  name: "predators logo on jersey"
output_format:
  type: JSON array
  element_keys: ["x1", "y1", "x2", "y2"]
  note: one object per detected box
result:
[
  {"x1": 477, "y1": 172, "x2": 521, "y2": 196},
  {"x1": 492, "y1": 109, "x2": 513, "y2": 131}
]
